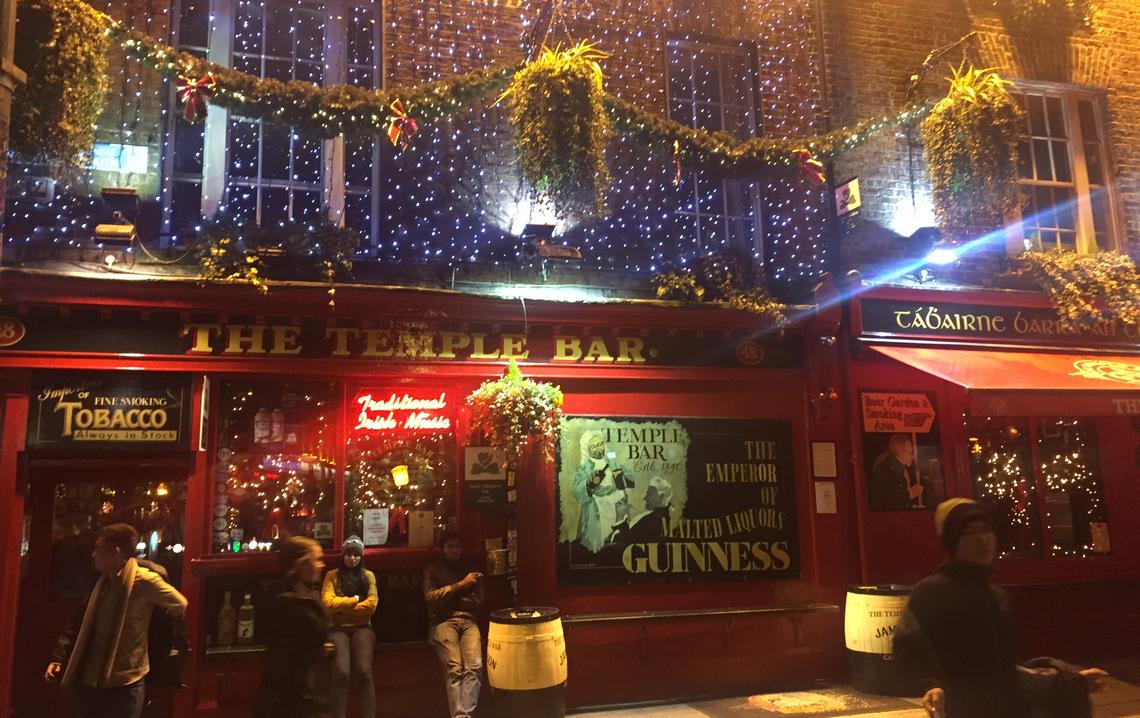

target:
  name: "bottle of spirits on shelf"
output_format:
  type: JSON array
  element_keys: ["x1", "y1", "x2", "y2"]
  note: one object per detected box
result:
[
  {"x1": 236, "y1": 591, "x2": 255, "y2": 645},
  {"x1": 217, "y1": 590, "x2": 237, "y2": 647}
]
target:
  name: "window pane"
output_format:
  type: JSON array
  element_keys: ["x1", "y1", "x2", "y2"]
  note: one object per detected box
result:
[
  {"x1": 722, "y1": 52, "x2": 752, "y2": 106},
  {"x1": 1052, "y1": 141, "x2": 1071, "y2": 183},
  {"x1": 1028, "y1": 95, "x2": 1047, "y2": 135},
  {"x1": 224, "y1": 182, "x2": 257, "y2": 222},
  {"x1": 178, "y1": 0, "x2": 210, "y2": 49},
  {"x1": 692, "y1": 50, "x2": 721, "y2": 104},
  {"x1": 348, "y1": 8, "x2": 376, "y2": 68},
  {"x1": 348, "y1": 66, "x2": 374, "y2": 90},
  {"x1": 1091, "y1": 191, "x2": 1110, "y2": 236},
  {"x1": 292, "y1": 190, "x2": 322, "y2": 221},
  {"x1": 1045, "y1": 96, "x2": 1066, "y2": 138},
  {"x1": 233, "y1": 54, "x2": 260, "y2": 76},
  {"x1": 261, "y1": 186, "x2": 290, "y2": 225},
  {"x1": 292, "y1": 134, "x2": 323, "y2": 184},
  {"x1": 170, "y1": 181, "x2": 202, "y2": 237},
  {"x1": 264, "y1": 58, "x2": 292, "y2": 82},
  {"x1": 1033, "y1": 138, "x2": 1053, "y2": 181},
  {"x1": 967, "y1": 419, "x2": 1042, "y2": 557},
  {"x1": 1017, "y1": 140, "x2": 1033, "y2": 179},
  {"x1": 1054, "y1": 186, "x2": 1075, "y2": 231},
  {"x1": 261, "y1": 126, "x2": 291, "y2": 181},
  {"x1": 344, "y1": 387, "x2": 457, "y2": 547},
  {"x1": 1078, "y1": 100, "x2": 1099, "y2": 142},
  {"x1": 1037, "y1": 419, "x2": 1109, "y2": 555},
  {"x1": 667, "y1": 46, "x2": 692, "y2": 101},
  {"x1": 214, "y1": 381, "x2": 337, "y2": 554},
  {"x1": 1033, "y1": 186, "x2": 1056, "y2": 227},
  {"x1": 696, "y1": 171, "x2": 723, "y2": 214},
  {"x1": 296, "y1": 10, "x2": 326, "y2": 63},
  {"x1": 1084, "y1": 143, "x2": 1104, "y2": 185},
  {"x1": 173, "y1": 119, "x2": 205, "y2": 174},
  {"x1": 297, "y1": 61, "x2": 324, "y2": 86},
  {"x1": 228, "y1": 121, "x2": 260, "y2": 178},
  {"x1": 695, "y1": 103, "x2": 721, "y2": 132},
  {"x1": 264, "y1": 5, "x2": 293, "y2": 57},
  {"x1": 345, "y1": 137, "x2": 374, "y2": 188},
  {"x1": 669, "y1": 101, "x2": 692, "y2": 125},
  {"x1": 234, "y1": 0, "x2": 263, "y2": 55},
  {"x1": 345, "y1": 192, "x2": 373, "y2": 244}
]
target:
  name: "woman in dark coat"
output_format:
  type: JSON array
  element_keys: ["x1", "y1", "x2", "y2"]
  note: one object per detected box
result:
[{"x1": 253, "y1": 536, "x2": 333, "y2": 718}]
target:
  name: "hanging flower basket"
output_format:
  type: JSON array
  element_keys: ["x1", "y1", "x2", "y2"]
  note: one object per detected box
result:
[{"x1": 465, "y1": 360, "x2": 564, "y2": 463}]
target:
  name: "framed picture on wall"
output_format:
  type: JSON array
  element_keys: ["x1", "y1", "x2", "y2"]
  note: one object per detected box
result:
[{"x1": 860, "y1": 391, "x2": 945, "y2": 512}]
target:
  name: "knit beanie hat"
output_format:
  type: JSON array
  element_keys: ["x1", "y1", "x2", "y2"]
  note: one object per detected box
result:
[
  {"x1": 342, "y1": 535, "x2": 365, "y2": 555},
  {"x1": 935, "y1": 498, "x2": 994, "y2": 553}
]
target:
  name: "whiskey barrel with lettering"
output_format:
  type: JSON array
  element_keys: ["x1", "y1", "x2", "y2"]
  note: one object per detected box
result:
[
  {"x1": 487, "y1": 608, "x2": 567, "y2": 718},
  {"x1": 845, "y1": 585, "x2": 917, "y2": 696}
]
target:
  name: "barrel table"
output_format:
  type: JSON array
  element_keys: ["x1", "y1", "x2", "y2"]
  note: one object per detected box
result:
[
  {"x1": 844, "y1": 584, "x2": 918, "y2": 696},
  {"x1": 487, "y1": 607, "x2": 567, "y2": 718}
]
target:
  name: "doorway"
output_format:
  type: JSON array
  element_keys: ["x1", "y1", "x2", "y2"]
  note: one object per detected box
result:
[{"x1": 13, "y1": 464, "x2": 188, "y2": 718}]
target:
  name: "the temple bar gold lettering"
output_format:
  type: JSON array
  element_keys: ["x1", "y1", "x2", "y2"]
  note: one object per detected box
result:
[{"x1": 180, "y1": 323, "x2": 648, "y2": 362}]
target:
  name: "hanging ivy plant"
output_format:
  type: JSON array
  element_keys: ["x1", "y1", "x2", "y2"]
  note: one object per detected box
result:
[
  {"x1": 1017, "y1": 249, "x2": 1140, "y2": 330},
  {"x1": 920, "y1": 64, "x2": 1024, "y2": 242},
  {"x1": 499, "y1": 41, "x2": 613, "y2": 219},
  {"x1": 10, "y1": 0, "x2": 110, "y2": 175},
  {"x1": 995, "y1": 0, "x2": 1096, "y2": 34},
  {"x1": 652, "y1": 249, "x2": 786, "y2": 324},
  {"x1": 466, "y1": 359, "x2": 565, "y2": 463}
]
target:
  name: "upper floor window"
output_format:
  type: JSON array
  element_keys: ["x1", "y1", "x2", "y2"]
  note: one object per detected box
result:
[
  {"x1": 163, "y1": 0, "x2": 381, "y2": 241},
  {"x1": 1012, "y1": 86, "x2": 1115, "y2": 253},
  {"x1": 666, "y1": 40, "x2": 761, "y2": 258}
]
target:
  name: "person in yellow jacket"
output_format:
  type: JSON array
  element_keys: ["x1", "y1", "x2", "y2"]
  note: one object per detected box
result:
[{"x1": 322, "y1": 536, "x2": 378, "y2": 718}]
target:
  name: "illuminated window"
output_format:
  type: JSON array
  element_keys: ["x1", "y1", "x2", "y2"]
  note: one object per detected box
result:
[
  {"x1": 213, "y1": 381, "x2": 338, "y2": 553},
  {"x1": 344, "y1": 387, "x2": 457, "y2": 547},
  {"x1": 162, "y1": 0, "x2": 381, "y2": 241},
  {"x1": 666, "y1": 40, "x2": 761, "y2": 258},
  {"x1": 967, "y1": 417, "x2": 1110, "y2": 558},
  {"x1": 1011, "y1": 86, "x2": 1116, "y2": 253}
]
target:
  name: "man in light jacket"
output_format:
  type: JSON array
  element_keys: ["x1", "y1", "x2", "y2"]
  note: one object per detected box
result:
[{"x1": 44, "y1": 523, "x2": 188, "y2": 718}]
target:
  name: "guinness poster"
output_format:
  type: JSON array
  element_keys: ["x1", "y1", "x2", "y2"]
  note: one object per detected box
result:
[
  {"x1": 556, "y1": 417, "x2": 799, "y2": 585},
  {"x1": 28, "y1": 372, "x2": 192, "y2": 454}
]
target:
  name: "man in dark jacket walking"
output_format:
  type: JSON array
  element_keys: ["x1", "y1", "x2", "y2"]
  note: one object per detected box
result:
[
  {"x1": 423, "y1": 530, "x2": 484, "y2": 718},
  {"x1": 893, "y1": 498, "x2": 1107, "y2": 718}
]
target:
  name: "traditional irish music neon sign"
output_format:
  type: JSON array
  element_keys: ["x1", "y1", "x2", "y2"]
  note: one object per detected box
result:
[{"x1": 352, "y1": 390, "x2": 452, "y2": 433}]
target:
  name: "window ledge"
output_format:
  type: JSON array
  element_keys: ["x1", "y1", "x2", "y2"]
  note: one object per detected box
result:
[{"x1": 191, "y1": 546, "x2": 441, "y2": 576}]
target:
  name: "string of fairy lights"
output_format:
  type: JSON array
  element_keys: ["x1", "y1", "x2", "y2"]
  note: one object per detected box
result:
[
  {"x1": 968, "y1": 418, "x2": 1108, "y2": 557},
  {"x1": 8, "y1": 0, "x2": 857, "y2": 294}
]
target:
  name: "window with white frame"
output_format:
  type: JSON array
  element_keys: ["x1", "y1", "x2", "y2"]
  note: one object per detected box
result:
[
  {"x1": 162, "y1": 0, "x2": 381, "y2": 240},
  {"x1": 1011, "y1": 87, "x2": 1115, "y2": 253},
  {"x1": 666, "y1": 40, "x2": 761, "y2": 257}
]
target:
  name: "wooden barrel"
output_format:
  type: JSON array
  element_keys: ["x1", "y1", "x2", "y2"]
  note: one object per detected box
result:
[
  {"x1": 844, "y1": 584, "x2": 917, "y2": 696},
  {"x1": 487, "y1": 607, "x2": 567, "y2": 718}
]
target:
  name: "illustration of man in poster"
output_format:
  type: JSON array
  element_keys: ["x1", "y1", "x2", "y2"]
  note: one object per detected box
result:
[
  {"x1": 608, "y1": 476, "x2": 672, "y2": 547},
  {"x1": 572, "y1": 431, "x2": 635, "y2": 553},
  {"x1": 868, "y1": 434, "x2": 924, "y2": 511}
]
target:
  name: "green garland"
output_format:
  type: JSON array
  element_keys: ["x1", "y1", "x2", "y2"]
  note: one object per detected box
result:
[
  {"x1": 500, "y1": 42, "x2": 612, "y2": 219},
  {"x1": 609, "y1": 95, "x2": 930, "y2": 179},
  {"x1": 10, "y1": 0, "x2": 110, "y2": 173},
  {"x1": 116, "y1": 25, "x2": 521, "y2": 138},
  {"x1": 1017, "y1": 249, "x2": 1140, "y2": 330},
  {"x1": 920, "y1": 64, "x2": 1024, "y2": 242}
]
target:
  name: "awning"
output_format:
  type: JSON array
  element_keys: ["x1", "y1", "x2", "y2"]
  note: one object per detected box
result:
[{"x1": 870, "y1": 345, "x2": 1140, "y2": 417}]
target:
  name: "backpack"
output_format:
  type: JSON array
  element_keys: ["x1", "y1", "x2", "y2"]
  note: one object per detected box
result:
[{"x1": 139, "y1": 560, "x2": 191, "y2": 689}]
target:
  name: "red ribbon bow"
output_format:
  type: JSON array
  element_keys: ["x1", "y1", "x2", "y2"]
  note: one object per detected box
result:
[
  {"x1": 386, "y1": 99, "x2": 419, "y2": 149},
  {"x1": 793, "y1": 148, "x2": 826, "y2": 187},
  {"x1": 177, "y1": 73, "x2": 216, "y2": 123}
]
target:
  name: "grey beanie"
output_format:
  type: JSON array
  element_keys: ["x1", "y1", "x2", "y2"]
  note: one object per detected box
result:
[{"x1": 342, "y1": 535, "x2": 365, "y2": 555}]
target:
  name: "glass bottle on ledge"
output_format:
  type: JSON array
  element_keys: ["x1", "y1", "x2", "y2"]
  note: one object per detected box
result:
[{"x1": 237, "y1": 591, "x2": 255, "y2": 645}]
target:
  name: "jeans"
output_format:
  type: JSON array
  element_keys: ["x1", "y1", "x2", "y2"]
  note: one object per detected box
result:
[
  {"x1": 72, "y1": 680, "x2": 146, "y2": 718},
  {"x1": 429, "y1": 617, "x2": 482, "y2": 718},
  {"x1": 330, "y1": 627, "x2": 376, "y2": 718}
]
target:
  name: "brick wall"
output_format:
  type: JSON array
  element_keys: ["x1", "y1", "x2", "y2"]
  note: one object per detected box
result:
[{"x1": 823, "y1": 0, "x2": 1140, "y2": 284}]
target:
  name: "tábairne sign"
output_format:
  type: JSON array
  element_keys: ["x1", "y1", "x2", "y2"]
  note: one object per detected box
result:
[
  {"x1": 352, "y1": 390, "x2": 452, "y2": 434},
  {"x1": 28, "y1": 372, "x2": 191, "y2": 454},
  {"x1": 0, "y1": 307, "x2": 801, "y2": 369},
  {"x1": 859, "y1": 298, "x2": 1140, "y2": 349}
]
